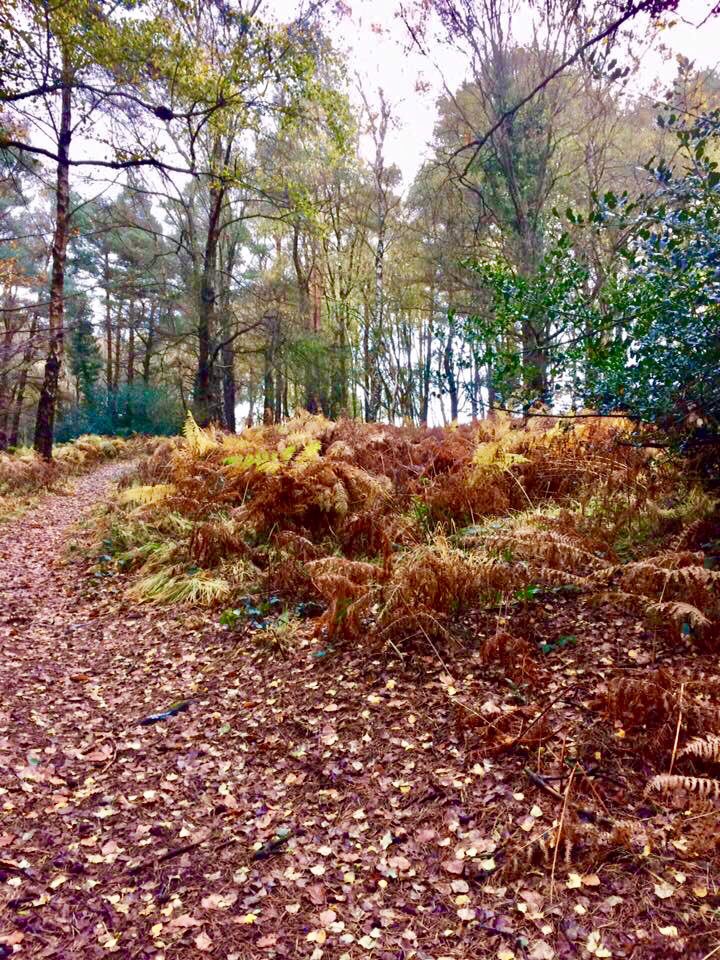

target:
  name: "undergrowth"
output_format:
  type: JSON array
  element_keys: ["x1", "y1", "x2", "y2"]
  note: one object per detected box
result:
[{"x1": 95, "y1": 412, "x2": 718, "y2": 647}]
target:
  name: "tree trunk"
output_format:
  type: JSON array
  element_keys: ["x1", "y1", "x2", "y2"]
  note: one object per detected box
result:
[
  {"x1": 219, "y1": 238, "x2": 238, "y2": 432},
  {"x1": 518, "y1": 230, "x2": 548, "y2": 403},
  {"x1": 443, "y1": 315, "x2": 459, "y2": 422},
  {"x1": 142, "y1": 303, "x2": 155, "y2": 385},
  {"x1": 274, "y1": 365, "x2": 283, "y2": 423},
  {"x1": 113, "y1": 310, "x2": 121, "y2": 391},
  {"x1": 196, "y1": 137, "x2": 225, "y2": 426},
  {"x1": 263, "y1": 314, "x2": 277, "y2": 423},
  {"x1": 104, "y1": 248, "x2": 113, "y2": 390},
  {"x1": 9, "y1": 313, "x2": 38, "y2": 447},
  {"x1": 222, "y1": 337, "x2": 236, "y2": 432},
  {"x1": 0, "y1": 319, "x2": 14, "y2": 448},
  {"x1": 34, "y1": 55, "x2": 72, "y2": 460},
  {"x1": 127, "y1": 305, "x2": 135, "y2": 385},
  {"x1": 419, "y1": 290, "x2": 434, "y2": 425}
]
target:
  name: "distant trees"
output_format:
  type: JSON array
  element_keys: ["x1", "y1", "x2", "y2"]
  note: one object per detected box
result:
[{"x1": 0, "y1": 0, "x2": 718, "y2": 448}]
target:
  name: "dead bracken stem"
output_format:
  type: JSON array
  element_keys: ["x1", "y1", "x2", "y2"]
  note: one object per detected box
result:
[
  {"x1": 669, "y1": 681, "x2": 685, "y2": 775},
  {"x1": 550, "y1": 764, "x2": 575, "y2": 902}
]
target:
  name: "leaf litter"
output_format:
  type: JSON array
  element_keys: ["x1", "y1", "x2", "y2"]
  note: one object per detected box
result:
[{"x1": 0, "y1": 462, "x2": 719, "y2": 958}]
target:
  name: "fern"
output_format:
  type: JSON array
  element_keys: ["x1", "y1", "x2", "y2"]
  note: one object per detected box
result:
[
  {"x1": 646, "y1": 775, "x2": 720, "y2": 801},
  {"x1": 682, "y1": 735, "x2": 720, "y2": 764},
  {"x1": 117, "y1": 484, "x2": 176, "y2": 506},
  {"x1": 644, "y1": 599, "x2": 711, "y2": 630},
  {"x1": 183, "y1": 411, "x2": 217, "y2": 456}
]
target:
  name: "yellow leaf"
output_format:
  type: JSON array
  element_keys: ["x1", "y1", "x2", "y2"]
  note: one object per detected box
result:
[{"x1": 658, "y1": 926, "x2": 678, "y2": 938}]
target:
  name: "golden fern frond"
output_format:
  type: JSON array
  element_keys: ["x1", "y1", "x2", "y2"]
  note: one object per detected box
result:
[
  {"x1": 669, "y1": 565, "x2": 720, "y2": 586},
  {"x1": 472, "y1": 440, "x2": 529, "y2": 473},
  {"x1": 486, "y1": 527, "x2": 607, "y2": 572},
  {"x1": 183, "y1": 411, "x2": 217, "y2": 456},
  {"x1": 594, "y1": 591, "x2": 711, "y2": 631},
  {"x1": 620, "y1": 561, "x2": 720, "y2": 598},
  {"x1": 646, "y1": 774, "x2": 720, "y2": 800},
  {"x1": 117, "y1": 484, "x2": 176, "y2": 505},
  {"x1": 534, "y1": 567, "x2": 593, "y2": 588},
  {"x1": 644, "y1": 600, "x2": 711, "y2": 630},
  {"x1": 648, "y1": 549, "x2": 706, "y2": 568},
  {"x1": 681, "y1": 735, "x2": 720, "y2": 764},
  {"x1": 306, "y1": 557, "x2": 380, "y2": 586}
]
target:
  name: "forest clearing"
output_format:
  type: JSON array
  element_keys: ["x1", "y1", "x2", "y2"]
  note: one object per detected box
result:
[{"x1": 2, "y1": 0, "x2": 720, "y2": 956}]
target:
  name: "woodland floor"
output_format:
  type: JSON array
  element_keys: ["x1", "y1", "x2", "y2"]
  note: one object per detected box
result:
[{"x1": 1, "y1": 465, "x2": 718, "y2": 960}]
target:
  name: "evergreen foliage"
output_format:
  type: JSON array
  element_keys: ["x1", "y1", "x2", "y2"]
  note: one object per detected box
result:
[{"x1": 56, "y1": 385, "x2": 183, "y2": 441}]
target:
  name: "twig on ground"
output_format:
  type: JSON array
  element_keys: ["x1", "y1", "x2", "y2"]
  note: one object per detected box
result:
[
  {"x1": 524, "y1": 767, "x2": 564, "y2": 800},
  {"x1": 550, "y1": 765, "x2": 576, "y2": 901},
  {"x1": 669, "y1": 681, "x2": 685, "y2": 775}
]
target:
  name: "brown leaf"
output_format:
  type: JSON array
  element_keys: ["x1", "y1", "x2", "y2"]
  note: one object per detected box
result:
[{"x1": 194, "y1": 931, "x2": 213, "y2": 951}]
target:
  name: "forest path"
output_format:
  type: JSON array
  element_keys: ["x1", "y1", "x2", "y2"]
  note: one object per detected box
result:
[
  {"x1": 0, "y1": 461, "x2": 137, "y2": 640},
  {"x1": 0, "y1": 459, "x2": 248, "y2": 956}
]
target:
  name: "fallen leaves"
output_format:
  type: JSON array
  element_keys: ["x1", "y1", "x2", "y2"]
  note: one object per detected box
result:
[
  {"x1": 653, "y1": 880, "x2": 675, "y2": 900},
  {"x1": 586, "y1": 930, "x2": 613, "y2": 957},
  {"x1": 567, "y1": 872, "x2": 601, "y2": 889},
  {"x1": 194, "y1": 930, "x2": 213, "y2": 951},
  {"x1": 0, "y1": 460, "x2": 717, "y2": 960},
  {"x1": 200, "y1": 891, "x2": 238, "y2": 910}
]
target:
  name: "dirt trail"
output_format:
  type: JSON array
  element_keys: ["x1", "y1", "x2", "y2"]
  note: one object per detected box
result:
[
  {"x1": 0, "y1": 462, "x2": 135, "y2": 637},
  {"x1": 0, "y1": 465, "x2": 711, "y2": 959}
]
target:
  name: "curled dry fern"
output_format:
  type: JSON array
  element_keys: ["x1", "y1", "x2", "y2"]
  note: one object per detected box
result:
[
  {"x1": 682, "y1": 734, "x2": 720, "y2": 764},
  {"x1": 646, "y1": 774, "x2": 720, "y2": 801}
]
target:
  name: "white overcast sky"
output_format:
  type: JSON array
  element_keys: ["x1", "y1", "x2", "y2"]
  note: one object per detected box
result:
[{"x1": 271, "y1": 0, "x2": 720, "y2": 186}]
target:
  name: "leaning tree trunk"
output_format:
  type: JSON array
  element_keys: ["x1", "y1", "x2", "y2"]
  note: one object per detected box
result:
[{"x1": 34, "y1": 58, "x2": 71, "y2": 460}]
